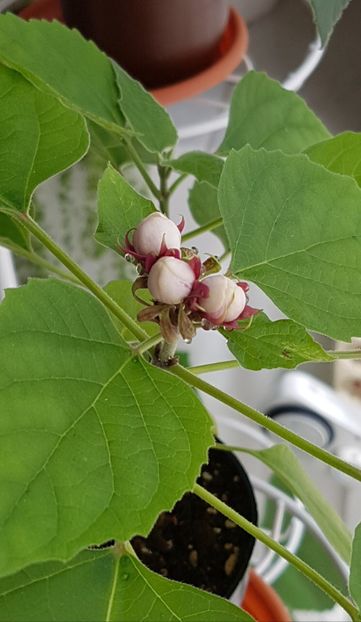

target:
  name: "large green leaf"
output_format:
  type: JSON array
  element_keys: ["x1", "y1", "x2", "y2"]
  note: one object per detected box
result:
[
  {"x1": 225, "y1": 313, "x2": 332, "y2": 370},
  {"x1": 89, "y1": 122, "x2": 130, "y2": 169},
  {"x1": 0, "y1": 13, "x2": 125, "y2": 134},
  {"x1": 104, "y1": 280, "x2": 159, "y2": 340},
  {"x1": 189, "y1": 181, "x2": 228, "y2": 250},
  {"x1": 237, "y1": 445, "x2": 352, "y2": 563},
  {"x1": 218, "y1": 146, "x2": 361, "y2": 341},
  {"x1": 0, "y1": 214, "x2": 30, "y2": 252},
  {"x1": 350, "y1": 523, "x2": 361, "y2": 609},
  {"x1": 218, "y1": 72, "x2": 330, "y2": 156},
  {"x1": 0, "y1": 279, "x2": 213, "y2": 577},
  {"x1": 306, "y1": 132, "x2": 361, "y2": 187},
  {"x1": 0, "y1": 551, "x2": 254, "y2": 621},
  {"x1": 113, "y1": 63, "x2": 177, "y2": 154},
  {"x1": 307, "y1": 0, "x2": 352, "y2": 46},
  {"x1": 96, "y1": 164, "x2": 155, "y2": 251},
  {"x1": 168, "y1": 152, "x2": 223, "y2": 187},
  {"x1": 0, "y1": 64, "x2": 89, "y2": 213}
]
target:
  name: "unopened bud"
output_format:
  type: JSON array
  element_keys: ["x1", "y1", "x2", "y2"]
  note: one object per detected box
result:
[
  {"x1": 133, "y1": 213, "x2": 181, "y2": 256},
  {"x1": 198, "y1": 275, "x2": 246, "y2": 324},
  {"x1": 148, "y1": 257, "x2": 195, "y2": 305}
]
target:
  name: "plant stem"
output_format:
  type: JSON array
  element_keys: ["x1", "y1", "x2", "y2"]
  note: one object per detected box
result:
[
  {"x1": 189, "y1": 360, "x2": 239, "y2": 374},
  {"x1": 158, "y1": 165, "x2": 170, "y2": 215},
  {"x1": 168, "y1": 173, "x2": 188, "y2": 196},
  {"x1": 158, "y1": 338, "x2": 178, "y2": 363},
  {"x1": 189, "y1": 349, "x2": 361, "y2": 375},
  {"x1": 193, "y1": 483, "x2": 358, "y2": 620},
  {"x1": 171, "y1": 364, "x2": 361, "y2": 482},
  {"x1": 124, "y1": 140, "x2": 162, "y2": 201},
  {"x1": 182, "y1": 218, "x2": 223, "y2": 242},
  {"x1": 3, "y1": 244, "x2": 80, "y2": 285},
  {"x1": 17, "y1": 214, "x2": 148, "y2": 342},
  {"x1": 331, "y1": 349, "x2": 361, "y2": 360},
  {"x1": 133, "y1": 333, "x2": 163, "y2": 355}
]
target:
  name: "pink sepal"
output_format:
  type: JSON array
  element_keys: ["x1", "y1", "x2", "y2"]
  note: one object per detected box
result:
[
  {"x1": 177, "y1": 216, "x2": 185, "y2": 234},
  {"x1": 122, "y1": 229, "x2": 181, "y2": 273},
  {"x1": 188, "y1": 256, "x2": 202, "y2": 279},
  {"x1": 237, "y1": 281, "x2": 249, "y2": 292}
]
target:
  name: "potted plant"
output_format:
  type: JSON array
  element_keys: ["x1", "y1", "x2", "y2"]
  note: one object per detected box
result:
[{"x1": 0, "y1": 5, "x2": 360, "y2": 622}]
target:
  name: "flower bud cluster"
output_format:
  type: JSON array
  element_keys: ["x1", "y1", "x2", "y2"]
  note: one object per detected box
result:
[{"x1": 123, "y1": 212, "x2": 258, "y2": 341}]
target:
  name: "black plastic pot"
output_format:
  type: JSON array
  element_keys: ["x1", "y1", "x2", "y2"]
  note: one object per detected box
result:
[
  {"x1": 131, "y1": 445, "x2": 257, "y2": 599},
  {"x1": 60, "y1": 0, "x2": 230, "y2": 88}
]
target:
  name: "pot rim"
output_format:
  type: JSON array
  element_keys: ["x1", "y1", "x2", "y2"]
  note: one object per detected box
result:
[{"x1": 152, "y1": 8, "x2": 248, "y2": 105}]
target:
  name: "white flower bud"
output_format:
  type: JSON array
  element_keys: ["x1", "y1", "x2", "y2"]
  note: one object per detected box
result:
[
  {"x1": 133, "y1": 212, "x2": 181, "y2": 256},
  {"x1": 199, "y1": 275, "x2": 246, "y2": 323},
  {"x1": 148, "y1": 257, "x2": 195, "y2": 305}
]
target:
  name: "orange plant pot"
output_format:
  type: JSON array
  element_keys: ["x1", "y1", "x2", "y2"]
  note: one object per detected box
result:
[
  {"x1": 242, "y1": 571, "x2": 292, "y2": 622},
  {"x1": 20, "y1": 0, "x2": 248, "y2": 105}
]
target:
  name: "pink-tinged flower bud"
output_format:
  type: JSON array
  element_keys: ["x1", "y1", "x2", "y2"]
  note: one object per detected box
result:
[
  {"x1": 133, "y1": 213, "x2": 181, "y2": 257},
  {"x1": 198, "y1": 275, "x2": 247, "y2": 324},
  {"x1": 148, "y1": 257, "x2": 195, "y2": 305}
]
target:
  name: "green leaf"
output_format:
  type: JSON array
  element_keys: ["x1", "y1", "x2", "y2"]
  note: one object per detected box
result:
[
  {"x1": 0, "y1": 14, "x2": 125, "y2": 134},
  {"x1": 218, "y1": 146, "x2": 361, "y2": 341},
  {"x1": 0, "y1": 279, "x2": 213, "y2": 576},
  {"x1": 0, "y1": 214, "x2": 30, "y2": 252},
  {"x1": 307, "y1": 0, "x2": 352, "y2": 46},
  {"x1": 224, "y1": 313, "x2": 332, "y2": 370},
  {"x1": 168, "y1": 152, "x2": 224, "y2": 187},
  {"x1": 113, "y1": 62, "x2": 177, "y2": 154},
  {"x1": 0, "y1": 64, "x2": 89, "y2": 213},
  {"x1": 89, "y1": 122, "x2": 130, "y2": 169},
  {"x1": 350, "y1": 523, "x2": 361, "y2": 609},
  {"x1": 218, "y1": 72, "x2": 330, "y2": 156},
  {"x1": 239, "y1": 445, "x2": 352, "y2": 563},
  {"x1": 189, "y1": 181, "x2": 228, "y2": 250},
  {"x1": 306, "y1": 132, "x2": 361, "y2": 187},
  {"x1": 104, "y1": 279, "x2": 159, "y2": 340},
  {"x1": 95, "y1": 164, "x2": 155, "y2": 251},
  {"x1": 0, "y1": 551, "x2": 255, "y2": 621}
]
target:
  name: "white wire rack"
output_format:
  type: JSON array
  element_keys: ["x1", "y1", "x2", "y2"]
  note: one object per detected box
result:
[{"x1": 216, "y1": 413, "x2": 349, "y2": 588}]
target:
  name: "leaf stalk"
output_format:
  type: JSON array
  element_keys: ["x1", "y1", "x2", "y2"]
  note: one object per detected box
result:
[
  {"x1": 171, "y1": 364, "x2": 361, "y2": 483},
  {"x1": 193, "y1": 483, "x2": 358, "y2": 621},
  {"x1": 17, "y1": 213, "x2": 148, "y2": 342}
]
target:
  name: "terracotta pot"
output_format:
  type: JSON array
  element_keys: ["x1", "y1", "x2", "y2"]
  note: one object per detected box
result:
[{"x1": 59, "y1": 0, "x2": 229, "y2": 88}]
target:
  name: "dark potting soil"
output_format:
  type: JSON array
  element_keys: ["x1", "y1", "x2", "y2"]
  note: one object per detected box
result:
[{"x1": 131, "y1": 447, "x2": 257, "y2": 597}]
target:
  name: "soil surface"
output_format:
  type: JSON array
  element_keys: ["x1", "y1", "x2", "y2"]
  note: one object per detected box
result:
[{"x1": 131, "y1": 447, "x2": 257, "y2": 597}]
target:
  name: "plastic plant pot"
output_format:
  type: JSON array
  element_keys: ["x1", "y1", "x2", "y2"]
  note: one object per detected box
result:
[
  {"x1": 130, "y1": 445, "x2": 258, "y2": 601},
  {"x1": 20, "y1": 0, "x2": 248, "y2": 105},
  {"x1": 242, "y1": 570, "x2": 292, "y2": 622},
  {"x1": 59, "y1": 0, "x2": 229, "y2": 89}
]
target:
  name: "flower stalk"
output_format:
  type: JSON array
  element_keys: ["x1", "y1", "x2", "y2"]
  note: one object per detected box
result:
[{"x1": 157, "y1": 337, "x2": 179, "y2": 365}]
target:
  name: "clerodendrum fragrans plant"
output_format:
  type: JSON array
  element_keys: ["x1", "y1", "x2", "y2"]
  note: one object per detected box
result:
[{"x1": 0, "y1": 4, "x2": 361, "y2": 622}]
